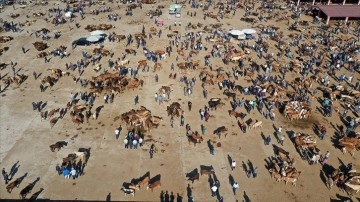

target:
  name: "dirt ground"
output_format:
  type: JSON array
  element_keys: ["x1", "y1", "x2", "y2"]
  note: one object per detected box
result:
[{"x1": 0, "y1": 0, "x2": 359, "y2": 201}]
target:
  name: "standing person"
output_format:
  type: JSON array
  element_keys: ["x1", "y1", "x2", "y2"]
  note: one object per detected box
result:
[
  {"x1": 211, "y1": 185, "x2": 217, "y2": 197},
  {"x1": 133, "y1": 139, "x2": 138, "y2": 149},
  {"x1": 323, "y1": 151, "x2": 330, "y2": 164},
  {"x1": 155, "y1": 93, "x2": 158, "y2": 102},
  {"x1": 231, "y1": 160, "x2": 236, "y2": 171},
  {"x1": 170, "y1": 116, "x2": 174, "y2": 128},
  {"x1": 232, "y1": 182, "x2": 239, "y2": 195},
  {"x1": 115, "y1": 127, "x2": 120, "y2": 139},
  {"x1": 209, "y1": 143, "x2": 214, "y2": 155},
  {"x1": 124, "y1": 138, "x2": 129, "y2": 149},
  {"x1": 201, "y1": 124, "x2": 206, "y2": 135},
  {"x1": 150, "y1": 144, "x2": 155, "y2": 159},
  {"x1": 134, "y1": 95, "x2": 139, "y2": 105},
  {"x1": 279, "y1": 135, "x2": 285, "y2": 146},
  {"x1": 320, "y1": 125, "x2": 326, "y2": 140},
  {"x1": 2, "y1": 168, "x2": 9, "y2": 184},
  {"x1": 70, "y1": 167, "x2": 77, "y2": 180},
  {"x1": 56, "y1": 164, "x2": 62, "y2": 175},
  {"x1": 199, "y1": 109, "x2": 204, "y2": 120},
  {"x1": 188, "y1": 101, "x2": 192, "y2": 111},
  {"x1": 253, "y1": 167, "x2": 258, "y2": 178},
  {"x1": 155, "y1": 74, "x2": 159, "y2": 82},
  {"x1": 180, "y1": 115, "x2": 184, "y2": 126},
  {"x1": 63, "y1": 168, "x2": 70, "y2": 179},
  {"x1": 266, "y1": 136, "x2": 271, "y2": 145}
]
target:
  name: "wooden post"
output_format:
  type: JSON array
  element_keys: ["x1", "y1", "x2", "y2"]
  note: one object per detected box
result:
[
  {"x1": 342, "y1": 0, "x2": 346, "y2": 4},
  {"x1": 312, "y1": 0, "x2": 316, "y2": 4},
  {"x1": 345, "y1": 17, "x2": 349, "y2": 23},
  {"x1": 327, "y1": 0, "x2": 331, "y2": 5},
  {"x1": 326, "y1": 16, "x2": 330, "y2": 25},
  {"x1": 297, "y1": 0, "x2": 300, "y2": 6}
]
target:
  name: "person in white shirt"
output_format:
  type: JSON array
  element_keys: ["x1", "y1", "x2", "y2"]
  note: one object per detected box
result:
[
  {"x1": 211, "y1": 185, "x2": 217, "y2": 197},
  {"x1": 70, "y1": 167, "x2": 77, "y2": 180},
  {"x1": 124, "y1": 138, "x2": 129, "y2": 149},
  {"x1": 232, "y1": 182, "x2": 239, "y2": 195},
  {"x1": 115, "y1": 128, "x2": 120, "y2": 139},
  {"x1": 231, "y1": 160, "x2": 236, "y2": 171}
]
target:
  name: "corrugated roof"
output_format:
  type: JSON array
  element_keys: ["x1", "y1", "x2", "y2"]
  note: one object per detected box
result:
[{"x1": 313, "y1": 5, "x2": 360, "y2": 18}]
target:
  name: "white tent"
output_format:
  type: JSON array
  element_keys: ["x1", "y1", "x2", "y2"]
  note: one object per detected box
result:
[
  {"x1": 229, "y1": 30, "x2": 244, "y2": 36},
  {"x1": 228, "y1": 30, "x2": 245, "y2": 40},
  {"x1": 90, "y1": 30, "x2": 106, "y2": 36},
  {"x1": 86, "y1": 35, "x2": 103, "y2": 42},
  {"x1": 241, "y1": 29, "x2": 257, "y2": 34}
]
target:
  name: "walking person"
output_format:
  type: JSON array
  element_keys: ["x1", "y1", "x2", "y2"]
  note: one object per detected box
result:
[
  {"x1": 232, "y1": 182, "x2": 239, "y2": 195},
  {"x1": 188, "y1": 101, "x2": 192, "y2": 111},
  {"x1": 134, "y1": 95, "x2": 139, "y2": 105},
  {"x1": 150, "y1": 144, "x2": 155, "y2": 159},
  {"x1": 201, "y1": 124, "x2": 206, "y2": 135},
  {"x1": 180, "y1": 115, "x2": 184, "y2": 126}
]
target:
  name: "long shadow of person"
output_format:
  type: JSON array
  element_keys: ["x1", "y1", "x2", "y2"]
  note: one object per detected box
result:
[
  {"x1": 227, "y1": 154, "x2": 233, "y2": 168},
  {"x1": 228, "y1": 174, "x2": 235, "y2": 187},
  {"x1": 176, "y1": 193, "x2": 183, "y2": 202},
  {"x1": 243, "y1": 191, "x2": 251, "y2": 202},
  {"x1": 208, "y1": 175, "x2": 214, "y2": 188},
  {"x1": 9, "y1": 165, "x2": 20, "y2": 180},
  {"x1": 247, "y1": 160, "x2": 254, "y2": 173},
  {"x1": 29, "y1": 188, "x2": 44, "y2": 202},
  {"x1": 10, "y1": 161, "x2": 19, "y2": 175},
  {"x1": 242, "y1": 161, "x2": 248, "y2": 174},
  {"x1": 106, "y1": 192, "x2": 111, "y2": 202}
]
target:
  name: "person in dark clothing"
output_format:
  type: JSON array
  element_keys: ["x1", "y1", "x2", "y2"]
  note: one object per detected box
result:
[
  {"x1": 188, "y1": 101, "x2": 192, "y2": 111},
  {"x1": 2, "y1": 168, "x2": 9, "y2": 184}
]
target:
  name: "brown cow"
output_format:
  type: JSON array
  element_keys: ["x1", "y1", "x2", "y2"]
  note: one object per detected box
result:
[
  {"x1": 138, "y1": 176, "x2": 150, "y2": 187},
  {"x1": 50, "y1": 117, "x2": 58, "y2": 128},
  {"x1": 50, "y1": 141, "x2": 67, "y2": 152},
  {"x1": 228, "y1": 110, "x2": 247, "y2": 119},
  {"x1": 200, "y1": 166, "x2": 215, "y2": 176},
  {"x1": 147, "y1": 180, "x2": 161, "y2": 191},
  {"x1": 187, "y1": 173, "x2": 199, "y2": 183},
  {"x1": 6, "y1": 178, "x2": 22, "y2": 193}
]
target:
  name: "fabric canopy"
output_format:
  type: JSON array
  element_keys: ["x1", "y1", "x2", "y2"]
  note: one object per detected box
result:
[
  {"x1": 90, "y1": 30, "x2": 106, "y2": 36},
  {"x1": 86, "y1": 35, "x2": 103, "y2": 42},
  {"x1": 242, "y1": 29, "x2": 257, "y2": 34},
  {"x1": 229, "y1": 30, "x2": 244, "y2": 36}
]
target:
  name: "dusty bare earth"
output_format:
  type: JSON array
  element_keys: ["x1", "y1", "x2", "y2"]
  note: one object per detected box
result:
[{"x1": 0, "y1": 0, "x2": 359, "y2": 201}]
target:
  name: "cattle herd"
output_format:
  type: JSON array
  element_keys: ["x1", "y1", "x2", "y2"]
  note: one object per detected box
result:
[{"x1": 0, "y1": 0, "x2": 359, "y2": 201}]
